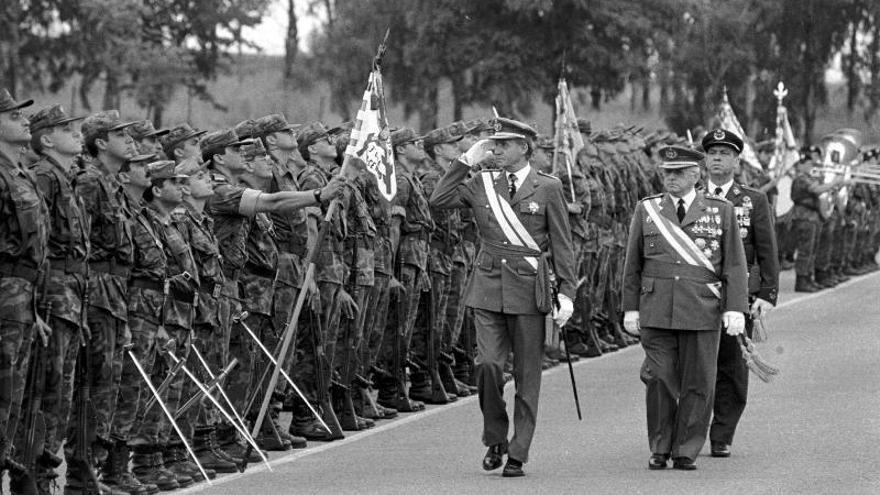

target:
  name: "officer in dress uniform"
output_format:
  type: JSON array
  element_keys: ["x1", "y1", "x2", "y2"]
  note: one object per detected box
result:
[
  {"x1": 701, "y1": 129, "x2": 779, "y2": 458},
  {"x1": 622, "y1": 145, "x2": 748, "y2": 471},
  {"x1": 430, "y1": 117, "x2": 576, "y2": 478}
]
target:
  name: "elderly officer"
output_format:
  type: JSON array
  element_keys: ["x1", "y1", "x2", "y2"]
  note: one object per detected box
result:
[
  {"x1": 701, "y1": 129, "x2": 779, "y2": 458},
  {"x1": 622, "y1": 145, "x2": 749, "y2": 471},
  {"x1": 430, "y1": 117, "x2": 576, "y2": 478}
]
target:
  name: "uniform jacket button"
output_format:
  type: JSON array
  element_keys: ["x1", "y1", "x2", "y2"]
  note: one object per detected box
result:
[
  {"x1": 501, "y1": 258, "x2": 507, "y2": 263},
  {"x1": 674, "y1": 276, "x2": 680, "y2": 280}
]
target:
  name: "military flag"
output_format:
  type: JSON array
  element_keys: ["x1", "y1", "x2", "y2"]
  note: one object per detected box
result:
[
  {"x1": 553, "y1": 77, "x2": 583, "y2": 201},
  {"x1": 346, "y1": 68, "x2": 396, "y2": 200},
  {"x1": 768, "y1": 82, "x2": 800, "y2": 177},
  {"x1": 716, "y1": 89, "x2": 763, "y2": 171}
]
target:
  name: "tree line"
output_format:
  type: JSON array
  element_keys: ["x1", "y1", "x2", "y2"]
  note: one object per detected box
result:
[{"x1": 3, "y1": 0, "x2": 880, "y2": 142}]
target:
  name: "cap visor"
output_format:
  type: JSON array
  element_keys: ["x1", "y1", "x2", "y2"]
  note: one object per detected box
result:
[
  {"x1": 659, "y1": 162, "x2": 699, "y2": 169},
  {"x1": 111, "y1": 121, "x2": 138, "y2": 132},
  {"x1": 147, "y1": 129, "x2": 171, "y2": 138},
  {"x1": 487, "y1": 132, "x2": 529, "y2": 140}
]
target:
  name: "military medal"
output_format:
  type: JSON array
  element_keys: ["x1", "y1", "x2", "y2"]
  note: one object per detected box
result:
[
  {"x1": 703, "y1": 248, "x2": 713, "y2": 258},
  {"x1": 528, "y1": 201, "x2": 539, "y2": 214},
  {"x1": 710, "y1": 239, "x2": 720, "y2": 251},
  {"x1": 695, "y1": 238, "x2": 706, "y2": 249}
]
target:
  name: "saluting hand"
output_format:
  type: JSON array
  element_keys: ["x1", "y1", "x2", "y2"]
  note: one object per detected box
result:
[
  {"x1": 722, "y1": 311, "x2": 745, "y2": 336},
  {"x1": 460, "y1": 139, "x2": 494, "y2": 167}
]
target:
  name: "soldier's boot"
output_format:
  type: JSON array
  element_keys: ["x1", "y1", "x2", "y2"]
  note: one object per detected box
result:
[
  {"x1": 156, "y1": 449, "x2": 194, "y2": 488},
  {"x1": 833, "y1": 267, "x2": 850, "y2": 283},
  {"x1": 130, "y1": 445, "x2": 178, "y2": 492},
  {"x1": 254, "y1": 419, "x2": 292, "y2": 452},
  {"x1": 192, "y1": 428, "x2": 237, "y2": 474},
  {"x1": 409, "y1": 369, "x2": 452, "y2": 405},
  {"x1": 814, "y1": 270, "x2": 836, "y2": 288},
  {"x1": 101, "y1": 441, "x2": 156, "y2": 495},
  {"x1": 215, "y1": 425, "x2": 259, "y2": 464},
  {"x1": 207, "y1": 426, "x2": 245, "y2": 466},
  {"x1": 359, "y1": 387, "x2": 393, "y2": 420},
  {"x1": 376, "y1": 374, "x2": 423, "y2": 413},
  {"x1": 794, "y1": 276, "x2": 820, "y2": 293},
  {"x1": 168, "y1": 443, "x2": 216, "y2": 482},
  {"x1": 270, "y1": 408, "x2": 307, "y2": 449},
  {"x1": 64, "y1": 458, "x2": 129, "y2": 495},
  {"x1": 332, "y1": 382, "x2": 361, "y2": 432},
  {"x1": 439, "y1": 362, "x2": 470, "y2": 397}
]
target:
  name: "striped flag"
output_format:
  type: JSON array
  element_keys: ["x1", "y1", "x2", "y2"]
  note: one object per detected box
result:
[
  {"x1": 768, "y1": 96, "x2": 799, "y2": 177},
  {"x1": 346, "y1": 69, "x2": 396, "y2": 200},
  {"x1": 716, "y1": 90, "x2": 763, "y2": 171}
]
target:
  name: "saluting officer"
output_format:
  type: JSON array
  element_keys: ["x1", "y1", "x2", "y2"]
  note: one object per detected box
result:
[
  {"x1": 622, "y1": 145, "x2": 749, "y2": 471},
  {"x1": 702, "y1": 129, "x2": 779, "y2": 458},
  {"x1": 430, "y1": 118, "x2": 576, "y2": 478}
]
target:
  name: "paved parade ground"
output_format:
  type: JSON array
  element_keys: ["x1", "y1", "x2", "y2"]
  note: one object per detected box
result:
[{"x1": 159, "y1": 269, "x2": 880, "y2": 495}]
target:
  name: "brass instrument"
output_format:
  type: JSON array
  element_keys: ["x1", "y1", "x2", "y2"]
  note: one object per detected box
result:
[{"x1": 816, "y1": 129, "x2": 864, "y2": 218}]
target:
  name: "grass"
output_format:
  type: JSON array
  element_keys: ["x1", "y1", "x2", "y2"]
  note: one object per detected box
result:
[{"x1": 22, "y1": 54, "x2": 876, "y2": 143}]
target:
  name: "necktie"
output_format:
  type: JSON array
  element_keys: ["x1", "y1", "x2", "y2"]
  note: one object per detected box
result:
[
  {"x1": 508, "y1": 173, "x2": 517, "y2": 199},
  {"x1": 715, "y1": 186, "x2": 723, "y2": 196},
  {"x1": 677, "y1": 198, "x2": 686, "y2": 223}
]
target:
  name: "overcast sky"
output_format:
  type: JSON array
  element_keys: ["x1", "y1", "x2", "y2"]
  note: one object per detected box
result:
[{"x1": 242, "y1": 0, "x2": 319, "y2": 55}]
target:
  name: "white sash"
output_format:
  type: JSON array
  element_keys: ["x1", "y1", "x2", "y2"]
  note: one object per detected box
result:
[
  {"x1": 643, "y1": 197, "x2": 721, "y2": 298},
  {"x1": 481, "y1": 172, "x2": 539, "y2": 270}
]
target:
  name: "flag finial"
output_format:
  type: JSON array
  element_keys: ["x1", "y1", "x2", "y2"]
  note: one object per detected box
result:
[{"x1": 773, "y1": 82, "x2": 788, "y2": 103}]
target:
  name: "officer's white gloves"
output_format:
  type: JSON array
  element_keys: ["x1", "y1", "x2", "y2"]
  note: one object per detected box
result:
[
  {"x1": 553, "y1": 294, "x2": 574, "y2": 328},
  {"x1": 722, "y1": 311, "x2": 745, "y2": 336},
  {"x1": 749, "y1": 298, "x2": 773, "y2": 319},
  {"x1": 623, "y1": 310, "x2": 640, "y2": 335},
  {"x1": 460, "y1": 139, "x2": 494, "y2": 167}
]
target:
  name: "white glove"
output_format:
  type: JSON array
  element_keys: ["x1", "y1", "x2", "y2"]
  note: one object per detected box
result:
[
  {"x1": 459, "y1": 138, "x2": 494, "y2": 167},
  {"x1": 623, "y1": 311, "x2": 640, "y2": 335},
  {"x1": 749, "y1": 298, "x2": 774, "y2": 319},
  {"x1": 553, "y1": 294, "x2": 574, "y2": 328},
  {"x1": 722, "y1": 311, "x2": 745, "y2": 336}
]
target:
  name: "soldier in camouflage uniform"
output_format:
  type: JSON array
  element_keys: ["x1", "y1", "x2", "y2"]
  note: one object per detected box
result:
[
  {"x1": 422, "y1": 124, "x2": 475, "y2": 396},
  {"x1": 160, "y1": 124, "x2": 206, "y2": 165},
  {"x1": 129, "y1": 121, "x2": 169, "y2": 158},
  {"x1": 288, "y1": 122, "x2": 357, "y2": 440},
  {"x1": 202, "y1": 129, "x2": 341, "y2": 448},
  {"x1": 377, "y1": 128, "x2": 434, "y2": 412},
  {"x1": 115, "y1": 153, "x2": 186, "y2": 493},
  {"x1": 16, "y1": 105, "x2": 88, "y2": 494},
  {"x1": 0, "y1": 90, "x2": 51, "y2": 490},
  {"x1": 170, "y1": 153, "x2": 242, "y2": 473},
  {"x1": 67, "y1": 109, "x2": 137, "y2": 494}
]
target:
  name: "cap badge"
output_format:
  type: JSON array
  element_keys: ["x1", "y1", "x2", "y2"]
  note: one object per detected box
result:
[
  {"x1": 663, "y1": 148, "x2": 677, "y2": 159},
  {"x1": 713, "y1": 129, "x2": 726, "y2": 140},
  {"x1": 493, "y1": 121, "x2": 503, "y2": 132}
]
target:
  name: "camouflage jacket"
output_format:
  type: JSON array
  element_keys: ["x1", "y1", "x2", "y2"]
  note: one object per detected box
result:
[
  {"x1": 297, "y1": 162, "x2": 347, "y2": 284},
  {"x1": 393, "y1": 168, "x2": 434, "y2": 271},
  {"x1": 32, "y1": 155, "x2": 89, "y2": 325},
  {"x1": 419, "y1": 164, "x2": 458, "y2": 276},
  {"x1": 343, "y1": 174, "x2": 377, "y2": 287},
  {"x1": 172, "y1": 204, "x2": 225, "y2": 328},
  {"x1": 363, "y1": 172, "x2": 394, "y2": 277},
  {"x1": 75, "y1": 163, "x2": 134, "y2": 320},
  {"x1": 241, "y1": 211, "x2": 278, "y2": 316},
  {"x1": 148, "y1": 205, "x2": 199, "y2": 329},
  {"x1": 268, "y1": 162, "x2": 310, "y2": 287},
  {"x1": 206, "y1": 172, "x2": 254, "y2": 279},
  {"x1": 126, "y1": 193, "x2": 168, "y2": 326}
]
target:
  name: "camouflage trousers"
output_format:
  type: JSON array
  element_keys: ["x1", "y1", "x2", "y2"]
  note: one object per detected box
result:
[
  {"x1": 65, "y1": 307, "x2": 128, "y2": 454},
  {"x1": 361, "y1": 274, "x2": 391, "y2": 376},
  {"x1": 290, "y1": 281, "x2": 342, "y2": 420},
  {"x1": 153, "y1": 325, "x2": 191, "y2": 445},
  {"x1": 411, "y1": 272, "x2": 448, "y2": 365},
  {"x1": 115, "y1": 312, "x2": 160, "y2": 443},
  {"x1": 228, "y1": 311, "x2": 274, "y2": 419},
  {"x1": 379, "y1": 264, "x2": 425, "y2": 371},
  {"x1": 185, "y1": 323, "x2": 225, "y2": 430},
  {"x1": 444, "y1": 263, "x2": 469, "y2": 348},
  {"x1": 13, "y1": 317, "x2": 80, "y2": 460},
  {"x1": 333, "y1": 285, "x2": 370, "y2": 386},
  {"x1": 0, "y1": 277, "x2": 36, "y2": 444}
]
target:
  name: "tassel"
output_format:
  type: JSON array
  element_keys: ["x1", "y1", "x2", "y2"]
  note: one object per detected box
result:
[
  {"x1": 738, "y1": 335, "x2": 780, "y2": 383},
  {"x1": 751, "y1": 315, "x2": 769, "y2": 343}
]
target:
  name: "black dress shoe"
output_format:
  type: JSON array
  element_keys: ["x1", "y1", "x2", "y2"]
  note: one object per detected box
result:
[
  {"x1": 648, "y1": 453, "x2": 669, "y2": 470},
  {"x1": 672, "y1": 457, "x2": 697, "y2": 470},
  {"x1": 482, "y1": 444, "x2": 506, "y2": 471},
  {"x1": 710, "y1": 442, "x2": 731, "y2": 457},
  {"x1": 501, "y1": 458, "x2": 524, "y2": 478}
]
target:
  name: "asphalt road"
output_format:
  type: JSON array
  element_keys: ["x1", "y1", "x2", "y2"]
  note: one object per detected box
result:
[{"x1": 164, "y1": 268, "x2": 880, "y2": 495}]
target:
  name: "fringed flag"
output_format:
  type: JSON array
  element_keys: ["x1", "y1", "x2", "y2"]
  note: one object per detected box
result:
[
  {"x1": 346, "y1": 69, "x2": 396, "y2": 201},
  {"x1": 553, "y1": 78, "x2": 584, "y2": 184},
  {"x1": 717, "y1": 89, "x2": 763, "y2": 171}
]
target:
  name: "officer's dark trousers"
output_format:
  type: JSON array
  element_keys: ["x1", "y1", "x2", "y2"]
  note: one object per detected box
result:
[
  {"x1": 710, "y1": 317, "x2": 753, "y2": 445},
  {"x1": 473, "y1": 309, "x2": 545, "y2": 464},
  {"x1": 640, "y1": 327, "x2": 720, "y2": 460}
]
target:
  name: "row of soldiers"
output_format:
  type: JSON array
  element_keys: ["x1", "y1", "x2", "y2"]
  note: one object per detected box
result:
[{"x1": 3, "y1": 80, "x2": 878, "y2": 495}]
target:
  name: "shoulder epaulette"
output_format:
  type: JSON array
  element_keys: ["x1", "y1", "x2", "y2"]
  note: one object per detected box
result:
[{"x1": 640, "y1": 193, "x2": 663, "y2": 202}]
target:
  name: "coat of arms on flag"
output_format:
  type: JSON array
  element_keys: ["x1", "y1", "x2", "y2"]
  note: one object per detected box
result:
[
  {"x1": 346, "y1": 70, "x2": 396, "y2": 201},
  {"x1": 716, "y1": 88, "x2": 763, "y2": 172}
]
